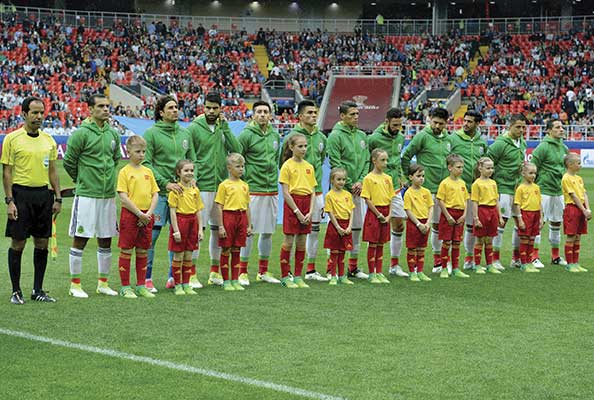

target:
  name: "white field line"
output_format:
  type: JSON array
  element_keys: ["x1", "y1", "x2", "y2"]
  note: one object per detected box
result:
[{"x1": 0, "y1": 328, "x2": 346, "y2": 400}]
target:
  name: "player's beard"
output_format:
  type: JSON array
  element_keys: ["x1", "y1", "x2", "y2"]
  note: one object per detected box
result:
[{"x1": 205, "y1": 115, "x2": 218, "y2": 124}]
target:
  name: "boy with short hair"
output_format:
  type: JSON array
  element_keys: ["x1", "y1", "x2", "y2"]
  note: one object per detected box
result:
[
  {"x1": 116, "y1": 135, "x2": 160, "y2": 298},
  {"x1": 561, "y1": 153, "x2": 592, "y2": 273}
]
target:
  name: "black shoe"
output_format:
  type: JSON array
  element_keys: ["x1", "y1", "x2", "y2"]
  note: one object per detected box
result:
[
  {"x1": 10, "y1": 291, "x2": 25, "y2": 305},
  {"x1": 31, "y1": 290, "x2": 57, "y2": 303}
]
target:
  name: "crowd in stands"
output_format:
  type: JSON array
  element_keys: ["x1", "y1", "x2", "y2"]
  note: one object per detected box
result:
[{"x1": 1, "y1": 9, "x2": 594, "y2": 136}]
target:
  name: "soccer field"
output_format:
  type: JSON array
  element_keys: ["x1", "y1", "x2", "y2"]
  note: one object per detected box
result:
[{"x1": 1, "y1": 163, "x2": 593, "y2": 399}]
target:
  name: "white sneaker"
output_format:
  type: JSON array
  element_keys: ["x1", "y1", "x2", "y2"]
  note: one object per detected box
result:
[
  {"x1": 96, "y1": 282, "x2": 118, "y2": 296},
  {"x1": 389, "y1": 265, "x2": 409, "y2": 277},
  {"x1": 305, "y1": 271, "x2": 329, "y2": 281},
  {"x1": 348, "y1": 268, "x2": 369, "y2": 279},
  {"x1": 238, "y1": 273, "x2": 250, "y2": 286},
  {"x1": 69, "y1": 284, "x2": 88, "y2": 298},
  {"x1": 552, "y1": 257, "x2": 568, "y2": 266},
  {"x1": 509, "y1": 259, "x2": 521, "y2": 269},
  {"x1": 189, "y1": 275, "x2": 203, "y2": 289},
  {"x1": 463, "y1": 260, "x2": 475, "y2": 270},
  {"x1": 256, "y1": 272, "x2": 280, "y2": 283},
  {"x1": 432, "y1": 265, "x2": 443, "y2": 274},
  {"x1": 492, "y1": 260, "x2": 506, "y2": 270},
  {"x1": 531, "y1": 258, "x2": 545, "y2": 269}
]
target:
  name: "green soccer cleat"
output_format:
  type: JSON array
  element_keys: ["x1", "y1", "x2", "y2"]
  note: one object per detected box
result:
[
  {"x1": 486, "y1": 265, "x2": 502, "y2": 274},
  {"x1": 566, "y1": 264, "x2": 581, "y2": 273},
  {"x1": 328, "y1": 276, "x2": 338, "y2": 286},
  {"x1": 182, "y1": 284, "x2": 197, "y2": 295},
  {"x1": 368, "y1": 273, "x2": 381, "y2": 284},
  {"x1": 280, "y1": 277, "x2": 298, "y2": 288},
  {"x1": 452, "y1": 269, "x2": 470, "y2": 278},
  {"x1": 338, "y1": 275, "x2": 354, "y2": 285},
  {"x1": 474, "y1": 265, "x2": 486, "y2": 274},
  {"x1": 417, "y1": 272, "x2": 432, "y2": 282},
  {"x1": 136, "y1": 286, "x2": 156, "y2": 298},
  {"x1": 120, "y1": 286, "x2": 137, "y2": 299},
  {"x1": 223, "y1": 281, "x2": 235, "y2": 291},
  {"x1": 409, "y1": 272, "x2": 420, "y2": 282},
  {"x1": 174, "y1": 285, "x2": 185, "y2": 295},
  {"x1": 576, "y1": 265, "x2": 588, "y2": 272},
  {"x1": 376, "y1": 273, "x2": 390, "y2": 283},
  {"x1": 293, "y1": 277, "x2": 310, "y2": 288},
  {"x1": 231, "y1": 280, "x2": 245, "y2": 291},
  {"x1": 440, "y1": 269, "x2": 450, "y2": 279},
  {"x1": 521, "y1": 264, "x2": 540, "y2": 273},
  {"x1": 256, "y1": 271, "x2": 280, "y2": 283}
]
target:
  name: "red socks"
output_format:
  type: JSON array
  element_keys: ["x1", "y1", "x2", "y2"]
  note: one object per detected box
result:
[
  {"x1": 136, "y1": 253, "x2": 147, "y2": 286},
  {"x1": 473, "y1": 243, "x2": 482, "y2": 265},
  {"x1": 294, "y1": 249, "x2": 305, "y2": 277},
  {"x1": 231, "y1": 250, "x2": 240, "y2": 280},
  {"x1": 182, "y1": 261, "x2": 192, "y2": 285},
  {"x1": 367, "y1": 246, "x2": 376, "y2": 274},
  {"x1": 257, "y1": 259, "x2": 268, "y2": 274},
  {"x1": 172, "y1": 259, "x2": 182, "y2": 285},
  {"x1": 280, "y1": 247, "x2": 291, "y2": 278},
  {"x1": 118, "y1": 252, "x2": 131, "y2": 286},
  {"x1": 375, "y1": 246, "x2": 384, "y2": 274},
  {"x1": 407, "y1": 249, "x2": 416, "y2": 273},
  {"x1": 220, "y1": 253, "x2": 230, "y2": 281}
]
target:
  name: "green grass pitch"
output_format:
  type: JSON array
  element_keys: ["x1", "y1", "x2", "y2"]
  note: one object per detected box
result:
[{"x1": 1, "y1": 162, "x2": 593, "y2": 399}]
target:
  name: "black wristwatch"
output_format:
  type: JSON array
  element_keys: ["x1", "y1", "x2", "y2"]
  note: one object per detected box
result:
[
  {"x1": 5, "y1": 197, "x2": 14, "y2": 204},
  {"x1": 55, "y1": 198, "x2": 63, "y2": 203}
]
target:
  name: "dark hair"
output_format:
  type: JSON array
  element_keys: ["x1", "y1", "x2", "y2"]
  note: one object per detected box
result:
[
  {"x1": 175, "y1": 159, "x2": 194, "y2": 178},
  {"x1": 546, "y1": 118, "x2": 562, "y2": 132},
  {"x1": 204, "y1": 92, "x2": 222, "y2": 105},
  {"x1": 464, "y1": 109, "x2": 482, "y2": 123},
  {"x1": 297, "y1": 100, "x2": 316, "y2": 115},
  {"x1": 22, "y1": 96, "x2": 44, "y2": 114},
  {"x1": 385, "y1": 108, "x2": 403, "y2": 120},
  {"x1": 446, "y1": 153, "x2": 464, "y2": 166},
  {"x1": 281, "y1": 133, "x2": 306, "y2": 164},
  {"x1": 429, "y1": 107, "x2": 449, "y2": 120},
  {"x1": 154, "y1": 95, "x2": 178, "y2": 122},
  {"x1": 408, "y1": 163, "x2": 424, "y2": 176},
  {"x1": 88, "y1": 94, "x2": 108, "y2": 107},
  {"x1": 509, "y1": 113, "x2": 527, "y2": 125},
  {"x1": 339, "y1": 100, "x2": 358, "y2": 115},
  {"x1": 252, "y1": 100, "x2": 271, "y2": 112}
]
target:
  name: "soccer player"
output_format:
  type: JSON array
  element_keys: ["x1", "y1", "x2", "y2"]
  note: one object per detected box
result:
[
  {"x1": 283, "y1": 100, "x2": 328, "y2": 282},
  {"x1": 187, "y1": 92, "x2": 241, "y2": 287},
  {"x1": 448, "y1": 110, "x2": 488, "y2": 271},
  {"x1": 368, "y1": 107, "x2": 408, "y2": 277},
  {"x1": 327, "y1": 101, "x2": 370, "y2": 279},
  {"x1": 2, "y1": 96, "x2": 62, "y2": 304},
  {"x1": 64, "y1": 94, "x2": 121, "y2": 298},
  {"x1": 401, "y1": 107, "x2": 451, "y2": 274},
  {"x1": 531, "y1": 119, "x2": 569, "y2": 268},
  {"x1": 486, "y1": 114, "x2": 528, "y2": 270},
  {"x1": 143, "y1": 95, "x2": 196, "y2": 291},
  {"x1": 238, "y1": 101, "x2": 281, "y2": 285}
]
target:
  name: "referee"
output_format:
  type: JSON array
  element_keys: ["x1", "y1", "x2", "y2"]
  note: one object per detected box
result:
[{"x1": 2, "y1": 96, "x2": 62, "y2": 304}]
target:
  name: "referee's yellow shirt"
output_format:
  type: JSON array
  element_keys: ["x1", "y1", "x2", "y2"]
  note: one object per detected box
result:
[{"x1": 0, "y1": 128, "x2": 58, "y2": 187}]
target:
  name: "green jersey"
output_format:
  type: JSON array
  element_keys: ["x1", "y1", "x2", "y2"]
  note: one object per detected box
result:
[
  {"x1": 448, "y1": 129, "x2": 489, "y2": 191},
  {"x1": 143, "y1": 121, "x2": 195, "y2": 196},
  {"x1": 64, "y1": 118, "x2": 121, "y2": 198},
  {"x1": 284, "y1": 123, "x2": 327, "y2": 193},
  {"x1": 238, "y1": 121, "x2": 281, "y2": 194},
  {"x1": 368, "y1": 123, "x2": 405, "y2": 190},
  {"x1": 486, "y1": 133, "x2": 527, "y2": 195},
  {"x1": 326, "y1": 121, "x2": 369, "y2": 192},
  {"x1": 187, "y1": 115, "x2": 241, "y2": 192},
  {"x1": 531, "y1": 136, "x2": 569, "y2": 196},
  {"x1": 401, "y1": 126, "x2": 450, "y2": 193}
]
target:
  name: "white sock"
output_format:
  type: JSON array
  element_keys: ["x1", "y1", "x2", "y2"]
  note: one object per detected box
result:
[
  {"x1": 69, "y1": 248, "x2": 83, "y2": 277},
  {"x1": 512, "y1": 227, "x2": 520, "y2": 250},
  {"x1": 240, "y1": 234, "x2": 254, "y2": 260},
  {"x1": 209, "y1": 225, "x2": 221, "y2": 264},
  {"x1": 390, "y1": 230, "x2": 402, "y2": 261},
  {"x1": 463, "y1": 225, "x2": 476, "y2": 257},
  {"x1": 430, "y1": 228, "x2": 441, "y2": 255},
  {"x1": 534, "y1": 234, "x2": 541, "y2": 250},
  {"x1": 351, "y1": 228, "x2": 361, "y2": 257},
  {"x1": 549, "y1": 225, "x2": 561, "y2": 246},
  {"x1": 97, "y1": 247, "x2": 112, "y2": 280},
  {"x1": 306, "y1": 223, "x2": 320, "y2": 263},
  {"x1": 493, "y1": 227, "x2": 505, "y2": 250},
  {"x1": 258, "y1": 233, "x2": 272, "y2": 258}
]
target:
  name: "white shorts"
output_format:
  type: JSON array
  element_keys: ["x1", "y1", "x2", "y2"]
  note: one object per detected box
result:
[
  {"x1": 200, "y1": 191, "x2": 221, "y2": 227},
  {"x1": 352, "y1": 195, "x2": 365, "y2": 230},
  {"x1": 312, "y1": 193, "x2": 324, "y2": 224},
  {"x1": 541, "y1": 195, "x2": 564, "y2": 222},
  {"x1": 499, "y1": 193, "x2": 520, "y2": 219},
  {"x1": 249, "y1": 194, "x2": 278, "y2": 234},
  {"x1": 431, "y1": 194, "x2": 442, "y2": 224},
  {"x1": 465, "y1": 199, "x2": 475, "y2": 225},
  {"x1": 69, "y1": 196, "x2": 118, "y2": 238},
  {"x1": 390, "y1": 191, "x2": 406, "y2": 219}
]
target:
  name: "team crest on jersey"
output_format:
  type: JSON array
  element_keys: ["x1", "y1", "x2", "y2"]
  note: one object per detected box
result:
[
  {"x1": 446, "y1": 143, "x2": 451, "y2": 152},
  {"x1": 318, "y1": 142, "x2": 324, "y2": 153},
  {"x1": 111, "y1": 140, "x2": 116, "y2": 151},
  {"x1": 360, "y1": 140, "x2": 366, "y2": 149},
  {"x1": 273, "y1": 140, "x2": 279, "y2": 151},
  {"x1": 43, "y1": 156, "x2": 49, "y2": 168},
  {"x1": 478, "y1": 147, "x2": 484, "y2": 155},
  {"x1": 182, "y1": 139, "x2": 189, "y2": 150},
  {"x1": 77, "y1": 225, "x2": 85, "y2": 234},
  {"x1": 144, "y1": 175, "x2": 150, "y2": 180},
  {"x1": 306, "y1": 169, "x2": 311, "y2": 174},
  {"x1": 397, "y1": 144, "x2": 402, "y2": 152}
]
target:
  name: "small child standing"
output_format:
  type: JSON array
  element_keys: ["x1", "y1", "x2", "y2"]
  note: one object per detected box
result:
[
  {"x1": 324, "y1": 168, "x2": 355, "y2": 285},
  {"x1": 168, "y1": 159, "x2": 204, "y2": 295},
  {"x1": 436, "y1": 154, "x2": 470, "y2": 278},
  {"x1": 561, "y1": 153, "x2": 592, "y2": 272},
  {"x1": 117, "y1": 135, "x2": 159, "y2": 298},
  {"x1": 471, "y1": 157, "x2": 504, "y2": 274},
  {"x1": 215, "y1": 153, "x2": 251, "y2": 291},
  {"x1": 279, "y1": 133, "x2": 317, "y2": 288},
  {"x1": 403, "y1": 164, "x2": 434, "y2": 282},
  {"x1": 513, "y1": 163, "x2": 543, "y2": 273},
  {"x1": 361, "y1": 149, "x2": 393, "y2": 284}
]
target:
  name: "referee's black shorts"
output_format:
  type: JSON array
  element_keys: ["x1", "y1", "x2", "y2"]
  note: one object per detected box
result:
[{"x1": 5, "y1": 184, "x2": 54, "y2": 240}]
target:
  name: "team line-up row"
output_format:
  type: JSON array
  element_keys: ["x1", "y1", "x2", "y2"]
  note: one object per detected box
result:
[{"x1": 2, "y1": 94, "x2": 591, "y2": 304}]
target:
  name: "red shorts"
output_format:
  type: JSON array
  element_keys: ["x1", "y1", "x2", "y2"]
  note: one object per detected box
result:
[
  {"x1": 518, "y1": 210, "x2": 541, "y2": 237},
  {"x1": 324, "y1": 219, "x2": 353, "y2": 251},
  {"x1": 219, "y1": 210, "x2": 248, "y2": 248},
  {"x1": 362, "y1": 205, "x2": 390, "y2": 244},
  {"x1": 283, "y1": 194, "x2": 312, "y2": 235},
  {"x1": 564, "y1": 204, "x2": 588, "y2": 235},
  {"x1": 406, "y1": 218, "x2": 428, "y2": 249},
  {"x1": 438, "y1": 208, "x2": 464, "y2": 241},
  {"x1": 118, "y1": 207, "x2": 153, "y2": 249},
  {"x1": 473, "y1": 205, "x2": 499, "y2": 238},
  {"x1": 168, "y1": 213, "x2": 199, "y2": 252}
]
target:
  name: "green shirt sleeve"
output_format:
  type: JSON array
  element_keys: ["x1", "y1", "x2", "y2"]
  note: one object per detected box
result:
[
  {"x1": 143, "y1": 130, "x2": 169, "y2": 191},
  {"x1": 327, "y1": 132, "x2": 352, "y2": 188},
  {"x1": 401, "y1": 132, "x2": 422, "y2": 178},
  {"x1": 63, "y1": 129, "x2": 83, "y2": 182},
  {"x1": 222, "y1": 121, "x2": 241, "y2": 154}
]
